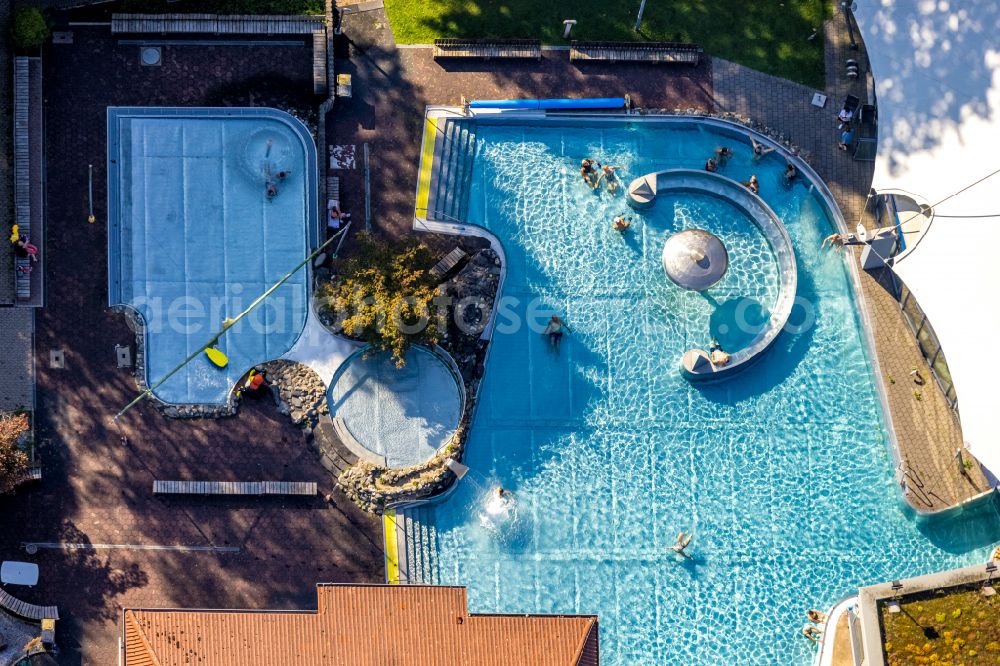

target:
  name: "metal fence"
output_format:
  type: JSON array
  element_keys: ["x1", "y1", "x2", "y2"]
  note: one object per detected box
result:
[{"x1": 886, "y1": 271, "x2": 958, "y2": 408}]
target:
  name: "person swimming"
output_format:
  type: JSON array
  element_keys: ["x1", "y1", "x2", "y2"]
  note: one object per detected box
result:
[
  {"x1": 802, "y1": 624, "x2": 823, "y2": 643},
  {"x1": 480, "y1": 486, "x2": 516, "y2": 527},
  {"x1": 594, "y1": 164, "x2": 622, "y2": 193},
  {"x1": 670, "y1": 532, "x2": 693, "y2": 559},
  {"x1": 543, "y1": 315, "x2": 570, "y2": 351},
  {"x1": 783, "y1": 163, "x2": 797, "y2": 186},
  {"x1": 749, "y1": 135, "x2": 776, "y2": 161},
  {"x1": 612, "y1": 215, "x2": 631, "y2": 233},
  {"x1": 705, "y1": 158, "x2": 717, "y2": 173},
  {"x1": 806, "y1": 609, "x2": 827, "y2": 625},
  {"x1": 741, "y1": 174, "x2": 760, "y2": 194},
  {"x1": 820, "y1": 232, "x2": 858, "y2": 249},
  {"x1": 580, "y1": 159, "x2": 599, "y2": 187},
  {"x1": 715, "y1": 146, "x2": 733, "y2": 165},
  {"x1": 708, "y1": 339, "x2": 731, "y2": 367}
]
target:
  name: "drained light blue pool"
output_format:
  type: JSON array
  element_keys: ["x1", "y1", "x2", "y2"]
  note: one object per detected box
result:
[
  {"x1": 108, "y1": 108, "x2": 317, "y2": 405},
  {"x1": 328, "y1": 346, "x2": 463, "y2": 468},
  {"x1": 422, "y1": 120, "x2": 1000, "y2": 665}
]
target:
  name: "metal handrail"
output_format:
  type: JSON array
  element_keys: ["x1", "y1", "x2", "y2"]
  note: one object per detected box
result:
[{"x1": 415, "y1": 206, "x2": 464, "y2": 225}]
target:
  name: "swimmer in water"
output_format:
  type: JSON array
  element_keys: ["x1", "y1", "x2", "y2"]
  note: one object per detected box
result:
[{"x1": 670, "y1": 532, "x2": 693, "y2": 559}]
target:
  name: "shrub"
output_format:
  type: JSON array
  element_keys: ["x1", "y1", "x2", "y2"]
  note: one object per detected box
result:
[
  {"x1": 317, "y1": 233, "x2": 439, "y2": 365},
  {"x1": 0, "y1": 413, "x2": 31, "y2": 493},
  {"x1": 12, "y1": 6, "x2": 49, "y2": 52}
]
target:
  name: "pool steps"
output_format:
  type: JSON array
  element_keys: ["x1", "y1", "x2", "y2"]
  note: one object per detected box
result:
[
  {"x1": 383, "y1": 504, "x2": 440, "y2": 585},
  {"x1": 426, "y1": 118, "x2": 477, "y2": 223}
]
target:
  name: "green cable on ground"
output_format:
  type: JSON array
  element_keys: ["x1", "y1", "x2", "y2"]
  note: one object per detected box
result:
[{"x1": 114, "y1": 225, "x2": 350, "y2": 420}]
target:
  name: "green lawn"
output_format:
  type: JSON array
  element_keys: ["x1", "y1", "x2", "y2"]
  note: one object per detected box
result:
[{"x1": 383, "y1": 0, "x2": 831, "y2": 87}]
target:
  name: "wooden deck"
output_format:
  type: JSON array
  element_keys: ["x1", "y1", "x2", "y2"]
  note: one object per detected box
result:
[
  {"x1": 432, "y1": 39, "x2": 542, "y2": 60},
  {"x1": 0, "y1": 587, "x2": 59, "y2": 621},
  {"x1": 570, "y1": 41, "x2": 702, "y2": 65},
  {"x1": 152, "y1": 480, "x2": 317, "y2": 496}
]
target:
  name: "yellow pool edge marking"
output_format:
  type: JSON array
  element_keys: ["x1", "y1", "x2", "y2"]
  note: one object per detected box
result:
[
  {"x1": 415, "y1": 116, "x2": 439, "y2": 215},
  {"x1": 383, "y1": 508, "x2": 400, "y2": 585}
]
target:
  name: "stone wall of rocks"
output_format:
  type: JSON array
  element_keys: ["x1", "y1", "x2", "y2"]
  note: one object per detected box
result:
[
  {"x1": 337, "y1": 248, "x2": 502, "y2": 514},
  {"x1": 259, "y1": 360, "x2": 329, "y2": 431}
]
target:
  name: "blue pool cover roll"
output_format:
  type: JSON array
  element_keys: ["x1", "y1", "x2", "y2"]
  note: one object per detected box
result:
[{"x1": 468, "y1": 97, "x2": 626, "y2": 110}]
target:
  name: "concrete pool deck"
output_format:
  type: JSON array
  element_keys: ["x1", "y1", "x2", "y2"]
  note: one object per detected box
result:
[
  {"x1": 332, "y1": 8, "x2": 986, "y2": 513},
  {"x1": 711, "y1": 22, "x2": 989, "y2": 511}
]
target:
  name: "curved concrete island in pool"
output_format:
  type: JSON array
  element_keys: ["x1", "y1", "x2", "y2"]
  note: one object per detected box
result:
[{"x1": 627, "y1": 169, "x2": 797, "y2": 381}]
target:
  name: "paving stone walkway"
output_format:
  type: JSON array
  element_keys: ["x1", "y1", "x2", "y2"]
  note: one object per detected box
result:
[
  {"x1": 0, "y1": 307, "x2": 33, "y2": 411},
  {"x1": 0, "y1": 0, "x2": 14, "y2": 305},
  {"x1": 711, "y1": 19, "x2": 987, "y2": 510}
]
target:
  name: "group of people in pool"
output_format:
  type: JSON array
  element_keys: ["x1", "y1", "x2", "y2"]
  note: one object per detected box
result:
[
  {"x1": 705, "y1": 136, "x2": 798, "y2": 193},
  {"x1": 580, "y1": 159, "x2": 623, "y2": 193},
  {"x1": 801, "y1": 609, "x2": 828, "y2": 643},
  {"x1": 581, "y1": 133, "x2": 800, "y2": 235},
  {"x1": 264, "y1": 166, "x2": 292, "y2": 200}
]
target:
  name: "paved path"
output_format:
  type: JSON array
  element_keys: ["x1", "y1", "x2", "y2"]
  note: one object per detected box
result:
[
  {"x1": 0, "y1": 307, "x2": 33, "y2": 411},
  {"x1": 0, "y1": 0, "x2": 15, "y2": 304},
  {"x1": 711, "y1": 19, "x2": 986, "y2": 510},
  {"x1": 281, "y1": 309, "x2": 362, "y2": 385}
]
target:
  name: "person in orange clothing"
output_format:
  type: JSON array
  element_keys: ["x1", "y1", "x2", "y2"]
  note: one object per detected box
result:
[{"x1": 238, "y1": 368, "x2": 267, "y2": 399}]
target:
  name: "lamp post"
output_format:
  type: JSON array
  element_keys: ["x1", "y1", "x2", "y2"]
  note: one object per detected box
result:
[
  {"x1": 841, "y1": 1, "x2": 858, "y2": 50},
  {"x1": 634, "y1": 0, "x2": 647, "y2": 32},
  {"x1": 87, "y1": 164, "x2": 95, "y2": 224}
]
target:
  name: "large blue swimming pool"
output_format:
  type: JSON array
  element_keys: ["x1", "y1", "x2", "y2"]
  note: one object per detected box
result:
[
  {"x1": 108, "y1": 108, "x2": 316, "y2": 405},
  {"x1": 423, "y1": 120, "x2": 1000, "y2": 665}
]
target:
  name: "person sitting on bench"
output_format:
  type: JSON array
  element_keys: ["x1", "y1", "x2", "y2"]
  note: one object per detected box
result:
[{"x1": 328, "y1": 199, "x2": 352, "y2": 232}]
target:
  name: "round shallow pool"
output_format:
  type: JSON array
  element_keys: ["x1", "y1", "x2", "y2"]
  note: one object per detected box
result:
[{"x1": 327, "y1": 346, "x2": 463, "y2": 468}]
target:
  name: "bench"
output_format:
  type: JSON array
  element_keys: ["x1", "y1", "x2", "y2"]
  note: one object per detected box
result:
[
  {"x1": 12, "y1": 466, "x2": 42, "y2": 489},
  {"x1": 429, "y1": 247, "x2": 467, "y2": 278},
  {"x1": 0, "y1": 587, "x2": 58, "y2": 621},
  {"x1": 433, "y1": 39, "x2": 542, "y2": 60},
  {"x1": 153, "y1": 480, "x2": 317, "y2": 496},
  {"x1": 111, "y1": 13, "x2": 324, "y2": 35},
  {"x1": 13, "y1": 56, "x2": 43, "y2": 305},
  {"x1": 570, "y1": 41, "x2": 702, "y2": 65}
]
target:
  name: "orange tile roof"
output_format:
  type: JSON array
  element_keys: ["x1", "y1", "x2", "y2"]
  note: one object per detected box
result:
[{"x1": 123, "y1": 584, "x2": 598, "y2": 666}]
